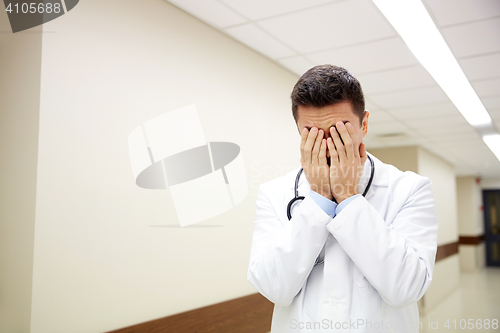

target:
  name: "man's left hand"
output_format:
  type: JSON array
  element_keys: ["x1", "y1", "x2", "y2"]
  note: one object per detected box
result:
[{"x1": 326, "y1": 121, "x2": 367, "y2": 204}]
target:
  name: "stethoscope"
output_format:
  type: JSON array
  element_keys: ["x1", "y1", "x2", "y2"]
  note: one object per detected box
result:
[
  {"x1": 287, "y1": 154, "x2": 375, "y2": 221},
  {"x1": 286, "y1": 155, "x2": 375, "y2": 266}
]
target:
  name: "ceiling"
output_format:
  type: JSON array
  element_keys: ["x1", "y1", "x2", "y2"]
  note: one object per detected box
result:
[{"x1": 166, "y1": 0, "x2": 500, "y2": 178}]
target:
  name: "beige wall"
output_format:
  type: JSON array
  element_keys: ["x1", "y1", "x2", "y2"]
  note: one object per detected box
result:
[
  {"x1": 457, "y1": 176, "x2": 485, "y2": 271},
  {"x1": 457, "y1": 176, "x2": 483, "y2": 236},
  {"x1": 459, "y1": 243, "x2": 486, "y2": 271},
  {"x1": 0, "y1": 10, "x2": 42, "y2": 333},
  {"x1": 416, "y1": 147, "x2": 459, "y2": 311},
  {"x1": 480, "y1": 178, "x2": 500, "y2": 189},
  {"x1": 417, "y1": 148, "x2": 458, "y2": 245},
  {"x1": 369, "y1": 146, "x2": 419, "y2": 173},
  {"x1": 29, "y1": 0, "x2": 299, "y2": 332},
  {"x1": 369, "y1": 146, "x2": 460, "y2": 313}
]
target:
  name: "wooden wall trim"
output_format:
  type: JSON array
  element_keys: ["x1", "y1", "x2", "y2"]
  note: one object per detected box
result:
[
  {"x1": 459, "y1": 235, "x2": 485, "y2": 245},
  {"x1": 106, "y1": 293, "x2": 273, "y2": 333},
  {"x1": 435, "y1": 241, "x2": 459, "y2": 262}
]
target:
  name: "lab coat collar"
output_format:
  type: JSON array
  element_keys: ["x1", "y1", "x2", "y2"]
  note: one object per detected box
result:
[{"x1": 294, "y1": 151, "x2": 388, "y2": 201}]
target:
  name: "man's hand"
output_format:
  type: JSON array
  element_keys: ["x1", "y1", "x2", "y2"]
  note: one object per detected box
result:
[
  {"x1": 300, "y1": 127, "x2": 332, "y2": 200},
  {"x1": 327, "y1": 122, "x2": 367, "y2": 204}
]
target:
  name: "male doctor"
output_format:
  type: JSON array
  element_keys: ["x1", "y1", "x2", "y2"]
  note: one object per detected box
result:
[{"x1": 247, "y1": 65, "x2": 439, "y2": 332}]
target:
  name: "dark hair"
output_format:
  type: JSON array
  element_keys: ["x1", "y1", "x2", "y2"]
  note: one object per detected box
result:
[{"x1": 291, "y1": 64, "x2": 365, "y2": 126}]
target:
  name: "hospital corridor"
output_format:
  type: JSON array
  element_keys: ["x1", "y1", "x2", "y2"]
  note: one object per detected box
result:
[{"x1": 1, "y1": 0, "x2": 500, "y2": 332}]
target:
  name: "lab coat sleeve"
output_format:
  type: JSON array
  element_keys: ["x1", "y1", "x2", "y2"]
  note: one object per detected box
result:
[
  {"x1": 247, "y1": 184, "x2": 331, "y2": 306},
  {"x1": 326, "y1": 175, "x2": 438, "y2": 309}
]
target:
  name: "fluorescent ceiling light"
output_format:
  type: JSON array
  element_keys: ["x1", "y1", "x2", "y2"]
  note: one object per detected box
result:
[
  {"x1": 372, "y1": 0, "x2": 492, "y2": 127},
  {"x1": 483, "y1": 134, "x2": 500, "y2": 161}
]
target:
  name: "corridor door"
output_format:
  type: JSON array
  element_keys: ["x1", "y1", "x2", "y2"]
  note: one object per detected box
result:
[{"x1": 483, "y1": 190, "x2": 500, "y2": 267}]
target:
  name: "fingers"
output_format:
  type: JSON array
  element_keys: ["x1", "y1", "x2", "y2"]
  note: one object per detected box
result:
[
  {"x1": 300, "y1": 127, "x2": 314, "y2": 165},
  {"x1": 300, "y1": 127, "x2": 325, "y2": 166},
  {"x1": 312, "y1": 129, "x2": 324, "y2": 165},
  {"x1": 334, "y1": 122, "x2": 355, "y2": 161},
  {"x1": 330, "y1": 125, "x2": 346, "y2": 162},
  {"x1": 326, "y1": 137, "x2": 338, "y2": 166},
  {"x1": 304, "y1": 128, "x2": 317, "y2": 165},
  {"x1": 345, "y1": 122, "x2": 360, "y2": 158},
  {"x1": 318, "y1": 138, "x2": 327, "y2": 167},
  {"x1": 299, "y1": 127, "x2": 332, "y2": 199}
]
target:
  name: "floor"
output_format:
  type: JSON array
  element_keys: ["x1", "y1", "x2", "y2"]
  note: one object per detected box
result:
[{"x1": 419, "y1": 267, "x2": 500, "y2": 332}]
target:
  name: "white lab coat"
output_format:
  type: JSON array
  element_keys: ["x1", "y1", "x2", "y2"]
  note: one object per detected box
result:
[{"x1": 247, "y1": 152, "x2": 438, "y2": 333}]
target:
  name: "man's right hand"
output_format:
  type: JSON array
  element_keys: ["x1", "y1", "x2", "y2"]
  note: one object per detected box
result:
[{"x1": 300, "y1": 127, "x2": 333, "y2": 200}]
